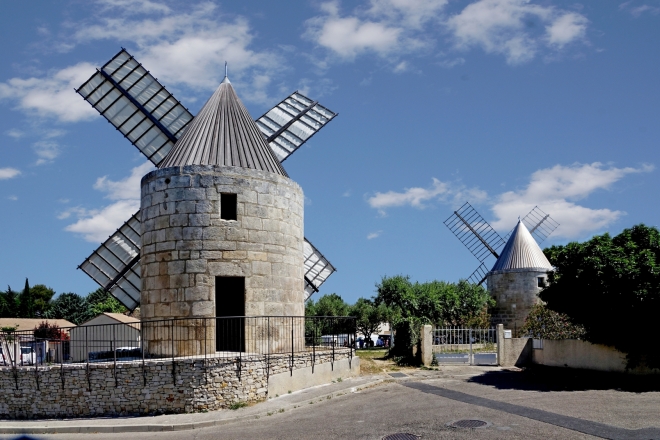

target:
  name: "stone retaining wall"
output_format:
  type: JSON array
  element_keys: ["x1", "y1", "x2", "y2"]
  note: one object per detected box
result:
[{"x1": 0, "y1": 349, "x2": 352, "y2": 419}]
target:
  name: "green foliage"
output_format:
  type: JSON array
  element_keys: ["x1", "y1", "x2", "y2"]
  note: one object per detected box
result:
[
  {"x1": 18, "y1": 279, "x2": 35, "y2": 319},
  {"x1": 46, "y1": 292, "x2": 87, "y2": 325},
  {"x1": 86, "y1": 288, "x2": 127, "y2": 316},
  {"x1": 349, "y1": 298, "x2": 388, "y2": 345},
  {"x1": 30, "y1": 285, "x2": 55, "y2": 318},
  {"x1": 541, "y1": 224, "x2": 660, "y2": 369},
  {"x1": 306, "y1": 293, "x2": 350, "y2": 317},
  {"x1": 521, "y1": 304, "x2": 586, "y2": 340},
  {"x1": 0, "y1": 286, "x2": 19, "y2": 318},
  {"x1": 374, "y1": 275, "x2": 494, "y2": 360}
]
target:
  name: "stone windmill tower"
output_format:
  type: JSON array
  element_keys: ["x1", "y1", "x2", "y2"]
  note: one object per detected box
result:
[
  {"x1": 75, "y1": 50, "x2": 338, "y2": 353},
  {"x1": 444, "y1": 204, "x2": 559, "y2": 330}
]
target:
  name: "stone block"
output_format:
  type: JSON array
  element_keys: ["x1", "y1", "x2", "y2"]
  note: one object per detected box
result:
[
  {"x1": 252, "y1": 261, "x2": 271, "y2": 276},
  {"x1": 154, "y1": 303, "x2": 171, "y2": 317},
  {"x1": 176, "y1": 201, "x2": 197, "y2": 214},
  {"x1": 186, "y1": 259, "x2": 207, "y2": 273},
  {"x1": 183, "y1": 227, "x2": 203, "y2": 240},
  {"x1": 185, "y1": 286, "x2": 210, "y2": 302},
  {"x1": 168, "y1": 260, "x2": 185, "y2": 274},
  {"x1": 170, "y1": 214, "x2": 189, "y2": 227},
  {"x1": 191, "y1": 301, "x2": 214, "y2": 317},
  {"x1": 160, "y1": 289, "x2": 177, "y2": 303},
  {"x1": 170, "y1": 301, "x2": 191, "y2": 317},
  {"x1": 170, "y1": 274, "x2": 190, "y2": 289},
  {"x1": 202, "y1": 227, "x2": 225, "y2": 241},
  {"x1": 187, "y1": 214, "x2": 209, "y2": 228},
  {"x1": 223, "y1": 250, "x2": 247, "y2": 260},
  {"x1": 156, "y1": 241, "x2": 176, "y2": 251},
  {"x1": 166, "y1": 227, "x2": 183, "y2": 241}
]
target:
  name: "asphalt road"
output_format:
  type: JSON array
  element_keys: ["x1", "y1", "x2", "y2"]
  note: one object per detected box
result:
[{"x1": 4, "y1": 366, "x2": 660, "y2": 440}]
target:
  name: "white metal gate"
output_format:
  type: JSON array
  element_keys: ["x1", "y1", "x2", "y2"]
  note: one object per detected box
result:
[{"x1": 432, "y1": 328, "x2": 497, "y2": 365}]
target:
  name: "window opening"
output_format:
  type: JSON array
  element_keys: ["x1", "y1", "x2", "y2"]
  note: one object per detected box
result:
[{"x1": 220, "y1": 193, "x2": 237, "y2": 220}]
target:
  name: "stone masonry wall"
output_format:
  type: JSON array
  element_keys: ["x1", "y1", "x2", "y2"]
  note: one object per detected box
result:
[
  {"x1": 140, "y1": 164, "x2": 305, "y2": 321},
  {"x1": 488, "y1": 270, "x2": 546, "y2": 331},
  {"x1": 0, "y1": 349, "x2": 351, "y2": 419}
]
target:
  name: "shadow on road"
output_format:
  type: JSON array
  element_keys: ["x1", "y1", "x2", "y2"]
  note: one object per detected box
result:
[{"x1": 468, "y1": 365, "x2": 660, "y2": 393}]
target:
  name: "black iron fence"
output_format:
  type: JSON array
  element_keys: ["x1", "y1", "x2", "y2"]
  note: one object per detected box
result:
[{"x1": 0, "y1": 316, "x2": 356, "y2": 369}]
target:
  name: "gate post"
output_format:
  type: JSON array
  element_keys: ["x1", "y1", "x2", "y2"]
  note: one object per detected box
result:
[
  {"x1": 497, "y1": 324, "x2": 504, "y2": 366},
  {"x1": 421, "y1": 325, "x2": 433, "y2": 366}
]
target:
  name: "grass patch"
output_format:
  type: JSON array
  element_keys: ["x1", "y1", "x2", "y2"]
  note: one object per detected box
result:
[
  {"x1": 355, "y1": 348, "x2": 400, "y2": 375},
  {"x1": 228, "y1": 402, "x2": 248, "y2": 410}
]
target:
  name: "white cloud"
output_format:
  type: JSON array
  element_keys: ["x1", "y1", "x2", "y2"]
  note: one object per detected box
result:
[
  {"x1": 0, "y1": 168, "x2": 21, "y2": 180},
  {"x1": 64, "y1": 162, "x2": 154, "y2": 242},
  {"x1": 97, "y1": 0, "x2": 171, "y2": 14},
  {"x1": 491, "y1": 162, "x2": 654, "y2": 238},
  {"x1": 446, "y1": 0, "x2": 588, "y2": 64},
  {"x1": 545, "y1": 12, "x2": 588, "y2": 48},
  {"x1": 8, "y1": 195, "x2": 18, "y2": 201},
  {"x1": 367, "y1": 178, "x2": 487, "y2": 215},
  {"x1": 304, "y1": 0, "x2": 441, "y2": 61},
  {"x1": 33, "y1": 140, "x2": 61, "y2": 165},
  {"x1": 342, "y1": 189, "x2": 352, "y2": 197},
  {"x1": 6, "y1": 129, "x2": 24, "y2": 139},
  {"x1": 620, "y1": 1, "x2": 660, "y2": 17},
  {"x1": 0, "y1": 63, "x2": 99, "y2": 123},
  {"x1": 71, "y1": 2, "x2": 281, "y2": 101},
  {"x1": 367, "y1": 230, "x2": 383, "y2": 240},
  {"x1": 393, "y1": 61, "x2": 409, "y2": 73}
]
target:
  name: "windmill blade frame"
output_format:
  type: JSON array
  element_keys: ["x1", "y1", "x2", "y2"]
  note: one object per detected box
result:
[
  {"x1": 78, "y1": 211, "x2": 142, "y2": 310},
  {"x1": 76, "y1": 49, "x2": 194, "y2": 166},
  {"x1": 444, "y1": 202, "x2": 506, "y2": 262},
  {"x1": 303, "y1": 238, "x2": 337, "y2": 301},
  {"x1": 467, "y1": 262, "x2": 489, "y2": 286},
  {"x1": 255, "y1": 91, "x2": 337, "y2": 162},
  {"x1": 503, "y1": 206, "x2": 560, "y2": 244}
]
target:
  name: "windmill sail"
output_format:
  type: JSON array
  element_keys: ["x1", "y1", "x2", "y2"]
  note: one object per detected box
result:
[
  {"x1": 79, "y1": 212, "x2": 141, "y2": 310},
  {"x1": 467, "y1": 262, "x2": 489, "y2": 286},
  {"x1": 444, "y1": 202, "x2": 506, "y2": 262},
  {"x1": 76, "y1": 49, "x2": 193, "y2": 166},
  {"x1": 256, "y1": 92, "x2": 337, "y2": 162},
  {"x1": 503, "y1": 206, "x2": 559, "y2": 244},
  {"x1": 303, "y1": 238, "x2": 336, "y2": 301}
]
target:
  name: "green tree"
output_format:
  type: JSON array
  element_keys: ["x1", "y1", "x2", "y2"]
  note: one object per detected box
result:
[
  {"x1": 46, "y1": 292, "x2": 87, "y2": 325},
  {"x1": 0, "y1": 286, "x2": 19, "y2": 318},
  {"x1": 306, "y1": 293, "x2": 350, "y2": 317},
  {"x1": 541, "y1": 224, "x2": 660, "y2": 369},
  {"x1": 30, "y1": 284, "x2": 56, "y2": 318},
  {"x1": 84, "y1": 288, "x2": 127, "y2": 319},
  {"x1": 521, "y1": 304, "x2": 586, "y2": 340},
  {"x1": 350, "y1": 298, "x2": 388, "y2": 346},
  {"x1": 18, "y1": 278, "x2": 35, "y2": 318}
]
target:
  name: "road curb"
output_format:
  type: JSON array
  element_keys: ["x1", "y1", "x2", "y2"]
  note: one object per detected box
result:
[{"x1": 0, "y1": 378, "x2": 386, "y2": 434}]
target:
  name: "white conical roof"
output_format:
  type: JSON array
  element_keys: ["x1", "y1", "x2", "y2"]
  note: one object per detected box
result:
[{"x1": 490, "y1": 220, "x2": 553, "y2": 273}]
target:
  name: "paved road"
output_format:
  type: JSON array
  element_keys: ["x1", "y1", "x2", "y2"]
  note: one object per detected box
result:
[{"x1": 4, "y1": 366, "x2": 660, "y2": 440}]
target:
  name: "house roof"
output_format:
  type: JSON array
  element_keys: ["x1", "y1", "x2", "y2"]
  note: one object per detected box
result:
[
  {"x1": 159, "y1": 76, "x2": 287, "y2": 176},
  {"x1": 490, "y1": 220, "x2": 553, "y2": 273},
  {"x1": 79, "y1": 312, "x2": 140, "y2": 329},
  {"x1": 0, "y1": 318, "x2": 75, "y2": 332}
]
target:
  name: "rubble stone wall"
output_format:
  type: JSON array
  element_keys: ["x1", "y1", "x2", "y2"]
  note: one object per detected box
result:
[{"x1": 0, "y1": 349, "x2": 352, "y2": 419}]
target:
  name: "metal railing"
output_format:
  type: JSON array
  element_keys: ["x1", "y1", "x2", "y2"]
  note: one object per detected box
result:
[{"x1": 0, "y1": 316, "x2": 355, "y2": 371}]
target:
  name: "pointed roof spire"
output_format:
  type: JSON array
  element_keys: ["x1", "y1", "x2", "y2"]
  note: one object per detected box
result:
[
  {"x1": 159, "y1": 78, "x2": 286, "y2": 176},
  {"x1": 490, "y1": 220, "x2": 553, "y2": 272}
]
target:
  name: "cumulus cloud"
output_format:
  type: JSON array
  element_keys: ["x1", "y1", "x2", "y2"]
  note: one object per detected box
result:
[
  {"x1": 0, "y1": 168, "x2": 21, "y2": 180},
  {"x1": 490, "y1": 162, "x2": 654, "y2": 239},
  {"x1": 367, "y1": 178, "x2": 487, "y2": 215},
  {"x1": 304, "y1": 0, "x2": 443, "y2": 61},
  {"x1": 367, "y1": 230, "x2": 383, "y2": 240},
  {"x1": 0, "y1": 63, "x2": 99, "y2": 123},
  {"x1": 72, "y1": 2, "x2": 281, "y2": 100},
  {"x1": 63, "y1": 162, "x2": 154, "y2": 242},
  {"x1": 446, "y1": 0, "x2": 588, "y2": 64}
]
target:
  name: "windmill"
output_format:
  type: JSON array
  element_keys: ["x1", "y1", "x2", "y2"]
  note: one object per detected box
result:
[
  {"x1": 444, "y1": 202, "x2": 559, "y2": 330},
  {"x1": 444, "y1": 202, "x2": 559, "y2": 286},
  {"x1": 75, "y1": 48, "x2": 337, "y2": 311}
]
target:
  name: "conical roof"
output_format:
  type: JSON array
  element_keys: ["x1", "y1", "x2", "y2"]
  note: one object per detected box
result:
[
  {"x1": 159, "y1": 77, "x2": 287, "y2": 176},
  {"x1": 490, "y1": 220, "x2": 553, "y2": 272}
]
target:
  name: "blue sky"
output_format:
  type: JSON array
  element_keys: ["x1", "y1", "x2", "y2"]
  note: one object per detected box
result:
[{"x1": 0, "y1": 0, "x2": 658, "y2": 305}]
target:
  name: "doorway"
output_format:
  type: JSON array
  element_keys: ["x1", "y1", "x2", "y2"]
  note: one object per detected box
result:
[{"x1": 215, "y1": 276, "x2": 245, "y2": 352}]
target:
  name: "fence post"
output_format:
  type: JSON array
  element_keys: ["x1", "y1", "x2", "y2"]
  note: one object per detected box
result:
[
  {"x1": 86, "y1": 326, "x2": 91, "y2": 391},
  {"x1": 171, "y1": 320, "x2": 176, "y2": 385},
  {"x1": 469, "y1": 328, "x2": 473, "y2": 366},
  {"x1": 497, "y1": 324, "x2": 504, "y2": 367},
  {"x1": 289, "y1": 317, "x2": 294, "y2": 376},
  {"x1": 60, "y1": 336, "x2": 65, "y2": 389},
  {"x1": 421, "y1": 325, "x2": 433, "y2": 366}
]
